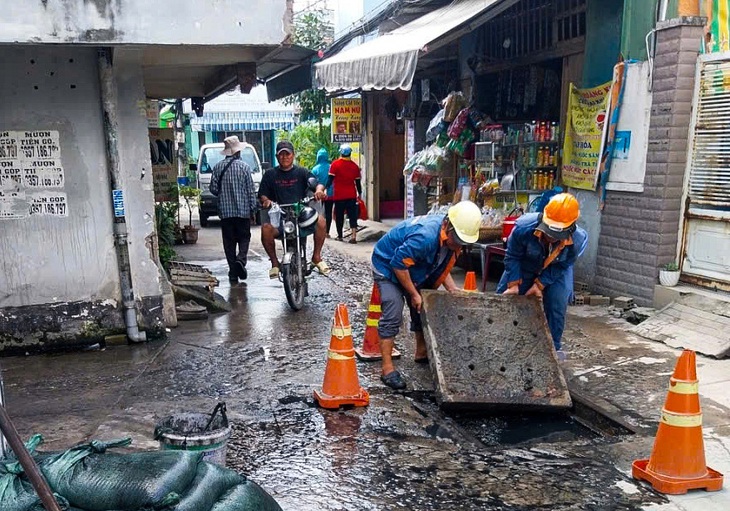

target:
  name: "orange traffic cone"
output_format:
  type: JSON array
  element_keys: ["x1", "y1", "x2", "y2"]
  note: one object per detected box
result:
[
  {"x1": 632, "y1": 350, "x2": 724, "y2": 494},
  {"x1": 355, "y1": 284, "x2": 400, "y2": 361},
  {"x1": 314, "y1": 304, "x2": 370, "y2": 409},
  {"x1": 463, "y1": 271, "x2": 478, "y2": 292}
]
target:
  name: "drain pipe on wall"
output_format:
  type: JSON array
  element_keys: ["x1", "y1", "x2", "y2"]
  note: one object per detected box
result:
[{"x1": 98, "y1": 47, "x2": 146, "y2": 343}]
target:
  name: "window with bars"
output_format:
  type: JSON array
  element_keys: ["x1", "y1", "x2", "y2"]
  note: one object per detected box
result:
[{"x1": 477, "y1": 0, "x2": 586, "y2": 62}]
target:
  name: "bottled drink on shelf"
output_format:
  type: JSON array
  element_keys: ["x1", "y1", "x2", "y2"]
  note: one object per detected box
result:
[{"x1": 551, "y1": 122, "x2": 559, "y2": 142}]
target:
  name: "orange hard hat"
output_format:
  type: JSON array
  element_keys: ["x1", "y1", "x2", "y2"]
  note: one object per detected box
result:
[{"x1": 543, "y1": 193, "x2": 580, "y2": 230}]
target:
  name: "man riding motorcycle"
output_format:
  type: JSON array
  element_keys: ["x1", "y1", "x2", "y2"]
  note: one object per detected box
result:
[{"x1": 258, "y1": 141, "x2": 330, "y2": 279}]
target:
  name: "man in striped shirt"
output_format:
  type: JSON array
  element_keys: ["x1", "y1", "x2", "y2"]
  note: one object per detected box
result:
[{"x1": 210, "y1": 136, "x2": 258, "y2": 283}]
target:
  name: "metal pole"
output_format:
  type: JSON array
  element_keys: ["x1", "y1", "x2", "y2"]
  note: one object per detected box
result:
[{"x1": 0, "y1": 404, "x2": 62, "y2": 511}]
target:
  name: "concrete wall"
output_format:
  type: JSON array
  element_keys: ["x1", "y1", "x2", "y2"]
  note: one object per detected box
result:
[
  {"x1": 570, "y1": 0, "x2": 624, "y2": 286},
  {"x1": 594, "y1": 18, "x2": 705, "y2": 305},
  {"x1": 0, "y1": 45, "x2": 165, "y2": 352},
  {"x1": 113, "y1": 48, "x2": 163, "y2": 300},
  {"x1": 0, "y1": 0, "x2": 288, "y2": 45},
  {"x1": 0, "y1": 45, "x2": 120, "y2": 307}
]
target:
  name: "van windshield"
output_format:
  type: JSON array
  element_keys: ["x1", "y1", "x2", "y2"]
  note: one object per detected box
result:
[{"x1": 200, "y1": 147, "x2": 260, "y2": 174}]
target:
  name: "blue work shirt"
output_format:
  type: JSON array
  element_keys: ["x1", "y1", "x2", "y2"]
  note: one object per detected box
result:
[
  {"x1": 372, "y1": 214, "x2": 457, "y2": 288},
  {"x1": 500, "y1": 213, "x2": 588, "y2": 290}
]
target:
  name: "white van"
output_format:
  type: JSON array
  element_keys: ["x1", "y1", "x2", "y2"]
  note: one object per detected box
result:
[{"x1": 196, "y1": 142, "x2": 263, "y2": 227}]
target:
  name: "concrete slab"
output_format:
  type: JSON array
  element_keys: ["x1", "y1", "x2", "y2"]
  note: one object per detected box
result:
[
  {"x1": 420, "y1": 291, "x2": 571, "y2": 411},
  {"x1": 632, "y1": 300, "x2": 730, "y2": 358}
]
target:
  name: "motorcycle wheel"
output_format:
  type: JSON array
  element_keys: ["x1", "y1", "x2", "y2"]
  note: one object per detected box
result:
[{"x1": 282, "y1": 254, "x2": 305, "y2": 311}]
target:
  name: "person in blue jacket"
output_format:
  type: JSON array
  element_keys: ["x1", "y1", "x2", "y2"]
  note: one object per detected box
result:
[
  {"x1": 310, "y1": 148, "x2": 335, "y2": 237},
  {"x1": 372, "y1": 201, "x2": 482, "y2": 390},
  {"x1": 497, "y1": 193, "x2": 588, "y2": 358}
]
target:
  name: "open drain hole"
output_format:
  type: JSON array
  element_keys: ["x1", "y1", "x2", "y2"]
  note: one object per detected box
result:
[{"x1": 448, "y1": 391, "x2": 637, "y2": 447}]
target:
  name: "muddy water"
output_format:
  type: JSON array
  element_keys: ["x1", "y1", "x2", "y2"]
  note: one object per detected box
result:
[
  {"x1": 187, "y1": 247, "x2": 664, "y2": 510},
  {"x1": 3, "y1": 229, "x2": 666, "y2": 511}
]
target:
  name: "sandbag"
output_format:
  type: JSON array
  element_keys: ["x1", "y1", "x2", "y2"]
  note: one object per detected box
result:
[
  {"x1": 0, "y1": 435, "x2": 70, "y2": 511},
  {"x1": 173, "y1": 461, "x2": 244, "y2": 511},
  {"x1": 210, "y1": 480, "x2": 282, "y2": 511},
  {"x1": 39, "y1": 439, "x2": 202, "y2": 511}
]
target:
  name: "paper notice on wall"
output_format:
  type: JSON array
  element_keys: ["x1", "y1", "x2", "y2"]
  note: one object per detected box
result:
[
  {"x1": 28, "y1": 192, "x2": 68, "y2": 217},
  {"x1": 0, "y1": 130, "x2": 67, "y2": 219}
]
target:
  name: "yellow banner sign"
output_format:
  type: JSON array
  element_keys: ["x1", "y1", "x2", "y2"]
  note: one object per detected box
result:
[
  {"x1": 331, "y1": 98, "x2": 362, "y2": 143},
  {"x1": 561, "y1": 82, "x2": 611, "y2": 190}
]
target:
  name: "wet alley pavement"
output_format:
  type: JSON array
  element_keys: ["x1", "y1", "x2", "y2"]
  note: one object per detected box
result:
[{"x1": 2, "y1": 223, "x2": 730, "y2": 510}]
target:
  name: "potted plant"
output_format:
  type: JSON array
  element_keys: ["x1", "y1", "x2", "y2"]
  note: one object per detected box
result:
[
  {"x1": 178, "y1": 185, "x2": 201, "y2": 244},
  {"x1": 659, "y1": 261, "x2": 681, "y2": 287}
]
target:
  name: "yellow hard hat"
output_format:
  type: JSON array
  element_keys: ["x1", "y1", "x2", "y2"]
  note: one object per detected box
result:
[{"x1": 447, "y1": 201, "x2": 481, "y2": 244}]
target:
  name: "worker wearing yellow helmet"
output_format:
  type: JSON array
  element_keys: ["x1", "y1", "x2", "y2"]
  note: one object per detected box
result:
[
  {"x1": 498, "y1": 193, "x2": 588, "y2": 360},
  {"x1": 371, "y1": 201, "x2": 482, "y2": 390}
]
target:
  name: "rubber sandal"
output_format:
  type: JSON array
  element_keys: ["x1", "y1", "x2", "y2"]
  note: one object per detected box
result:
[
  {"x1": 312, "y1": 260, "x2": 330, "y2": 275},
  {"x1": 414, "y1": 357, "x2": 429, "y2": 364},
  {"x1": 269, "y1": 267, "x2": 280, "y2": 279},
  {"x1": 348, "y1": 239, "x2": 357, "y2": 244},
  {"x1": 380, "y1": 370, "x2": 406, "y2": 390}
]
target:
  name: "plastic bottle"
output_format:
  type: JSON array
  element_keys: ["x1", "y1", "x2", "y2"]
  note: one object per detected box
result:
[
  {"x1": 529, "y1": 121, "x2": 537, "y2": 142},
  {"x1": 551, "y1": 122, "x2": 559, "y2": 142}
]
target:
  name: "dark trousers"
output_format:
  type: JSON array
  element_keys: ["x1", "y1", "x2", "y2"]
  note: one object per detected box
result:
[
  {"x1": 324, "y1": 200, "x2": 334, "y2": 235},
  {"x1": 221, "y1": 217, "x2": 251, "y2": 273},
  {"x1": 334, "y1": 199, "x2": 358, "y2": 238}
]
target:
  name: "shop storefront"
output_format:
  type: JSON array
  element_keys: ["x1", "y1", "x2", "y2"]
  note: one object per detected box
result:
[{"x1": 403, "y1": 0, "x2": 588, "y2": 246}]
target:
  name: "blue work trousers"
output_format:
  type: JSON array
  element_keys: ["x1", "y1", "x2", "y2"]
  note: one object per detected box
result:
[{"x1": 497, "y1": 269, "x2": 572, "y2": 351}]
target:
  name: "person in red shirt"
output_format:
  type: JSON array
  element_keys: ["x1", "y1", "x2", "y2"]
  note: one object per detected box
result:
[{"x1": 326, "y1": 144, "x2": 362, "y2": 243}]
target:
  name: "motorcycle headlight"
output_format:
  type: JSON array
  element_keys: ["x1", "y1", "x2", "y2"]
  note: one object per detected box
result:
[{"x1": 283, "y1": 221, "x2": 295, "y2": 234}]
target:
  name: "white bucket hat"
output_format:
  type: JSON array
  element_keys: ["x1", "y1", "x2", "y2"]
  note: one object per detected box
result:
[{"x1": 221, "y1": 136, "x2": 246, "y2": 156}]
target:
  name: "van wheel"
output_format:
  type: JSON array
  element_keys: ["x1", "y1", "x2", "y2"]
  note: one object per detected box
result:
[{"x1": 200, "y1": 214, "x2": 209, "y2": 227}]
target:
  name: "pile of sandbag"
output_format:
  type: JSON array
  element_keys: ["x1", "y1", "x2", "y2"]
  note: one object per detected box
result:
[{"x1": 0, "y1": 435, "x2": 281, "y2": 511}]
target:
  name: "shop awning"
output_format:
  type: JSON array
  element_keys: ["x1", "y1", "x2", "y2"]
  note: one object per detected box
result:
[
  {"x1": 189, "y1": 111, "x2": 295, "y2": 132},
  {"x1": 257, "y1": 45, "x2": 317, "y2": 101},
  {"x1": 315, "y1": 0, "x2": 512, "y2": 92},
  {"x1": 184, "y1": 85, "x2": 296, "y2": 132}
]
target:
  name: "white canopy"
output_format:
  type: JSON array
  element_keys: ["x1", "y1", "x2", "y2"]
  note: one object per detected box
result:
[{"x1": 315, "y1": 0, "x2": 505, "y2": 92}]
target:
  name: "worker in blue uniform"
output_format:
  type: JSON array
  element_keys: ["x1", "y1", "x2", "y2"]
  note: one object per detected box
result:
[
  {"x1": 372, "y1": 201, "x2": 482, "y2": 390},
  {"x1": 497, "y1": 193, "x2": 588, "y2": 358}
]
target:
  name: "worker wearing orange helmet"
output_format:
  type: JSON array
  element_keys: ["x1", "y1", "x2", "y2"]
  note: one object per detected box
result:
[{"x1": 498, "y1": 193, "x2": 588, "y2": 358}]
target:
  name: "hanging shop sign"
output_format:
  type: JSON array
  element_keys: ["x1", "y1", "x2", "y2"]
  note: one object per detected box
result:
[
  {"x1": 561, "y1": 82, "x2": 611, "y2": 191},
  {"x1": 149, "y1": 128, "x2": 177, "y2": 202},
  {"x1": 331, "y1": 98, "x2": 362, "y2": 143}
]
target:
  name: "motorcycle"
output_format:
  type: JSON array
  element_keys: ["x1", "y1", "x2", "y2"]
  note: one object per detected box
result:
[{"x1": 268, "y1": 181, "x2": 320, "y2": 311}]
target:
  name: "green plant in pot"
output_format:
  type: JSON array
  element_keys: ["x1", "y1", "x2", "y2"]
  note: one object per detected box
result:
[
  {"x1": 179, "y1": 185, "x2": 201, "y2": 244},
  {"x1": 659, "y1": 261, "x2": 680, "y2": 287}
]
